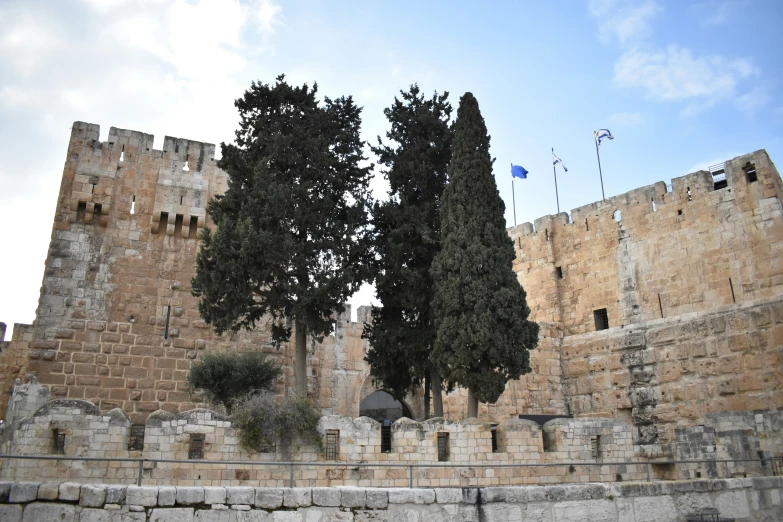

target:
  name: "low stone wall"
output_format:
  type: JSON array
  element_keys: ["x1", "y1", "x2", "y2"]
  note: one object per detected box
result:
[{"x1": 1, "y1": 479, "x2": 782, "y2": 521}]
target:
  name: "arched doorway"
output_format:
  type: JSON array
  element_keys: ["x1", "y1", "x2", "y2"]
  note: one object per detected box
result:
[{"x1": 359, "y1": 390, "x2": 412, "y2": 423}]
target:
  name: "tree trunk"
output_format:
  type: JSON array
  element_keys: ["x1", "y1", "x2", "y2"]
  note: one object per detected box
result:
[
  {"x1": 424, "y1": 372, "x2": 431, "y2": 419},
  {"x1": 431, "y1": 366, "x2": 444, "y2": 417},
  {"x1": 467, "y1": 388, "x2": 479, "y2": 418},
  {"x1": 295, "y1": 320, "x2": 307, "y2": 398}
]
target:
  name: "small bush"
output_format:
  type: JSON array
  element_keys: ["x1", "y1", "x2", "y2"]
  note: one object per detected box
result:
[
  {"x1": 187, "y1": 350, "x2": 281, "y2": 414},
  {"x1": 232, "y1": 392, "x2": 322, "y2": 457}
]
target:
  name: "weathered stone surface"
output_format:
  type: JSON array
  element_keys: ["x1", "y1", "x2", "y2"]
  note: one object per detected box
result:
[
  {"x1": 482, "y1": 487, "x2": 527, "y2": 503},
  {"x1": 0, "y1": 505, "x2": 23, "y2": 522},
  {"x1": 106, "y1": 485, "x2": 127, "y2": 504},
  {"x1": 0, "y1": 482, "x2": 11, "y2": 503},
  {"x1": 150, "y1": 508, "x2": 195, "y2": 522},
  {"x1": 388, "y1": 489, "x2": 415, "y2": 504},
  {"x1": 255, "y1": 489, "x2": 284, "y2": 509},
  {"x1": 714, "y1": 490, "x2": 751, "y2": 519},
  {"x1": 37, "y1": 482, "x2": 60, "y2": 500},
  {"x1": 271, "y1": 512, "x2": 303, "y2": 522},
  {"x1": 227, "y1": 487, "x2": 255, "y2": 506},
  {"x1": 413, "y1": 489, "x2": 435, "y2": 504},
  {"x1": 195, "y1": 511, "x2": 231, "y2": 522},
  {"x1": 634, "y1": 496, "x2": 678, "y2": 522},
  {"x1": 283, "y1": 488, "x2": 311, "y2": 508},
  {"x1": 312, "y1": 488, "x2": 341, "y2": 507},
  {"x1": 158, "y1": 486, "x2": 176, "y2": 507},
  {"x1": 552, "y1": 499, "x2": 616, "y2": 522},
  {"x1": 80, "y1": 484, "x2": 107, "y2": 507},
  {"x1": 479, "y1": 503, "x2": 524, "y2": 521},
  {"x1": 126, "y1": 486, "x2": 159, "y2": 507},
  {"x1": 435, "y1": 489, "x2": 462, "y2": 504},
  {"x1": 79, "y1": 508, "x2": 112, "y2": 522},
  {"x1": 21, "y1": 502, "x2": 75, "y2": 522},
  {"x1": 176, "y1": 487, "x2": 205, "y2": 505},
  {"x1": 58, "y1": 483, "x2": 81, "y2": 502},
  {"x1": 365, "y1": 489, "x2": 388, "y2": 509},
  {"x1": 340, "y1": 488, "x2": 366, "y2": 508},
  {"x1": 9, "y1": 483, "x2": 39, "y2": 504},
  {"x1": 236, "y1": 511, "x2": 268, "y2": 522},
  {"x1": 204, "y1": 487, "x2": 226, "y2": 505}
]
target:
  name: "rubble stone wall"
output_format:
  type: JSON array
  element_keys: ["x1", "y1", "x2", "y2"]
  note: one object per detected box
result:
[{"x1": 1, "y1": 479, "x2": 782, "y2": 522}]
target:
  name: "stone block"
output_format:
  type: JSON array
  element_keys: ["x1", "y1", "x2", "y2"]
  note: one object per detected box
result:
[
  {"x1": 106, "y1": 485, "x2": 127, "y2": 504},
  {"x1": 388, "y1": 489, "x2": 415, "y2": 504},
  {"x1": 481, "y1": 487, "x2": 527, "y2": 503},
  {"x1": 255, "y1": 489, "x2": 284, "y2": 509},
  {"x1": 195, "y1": 511, "x2": 232, "y2": 522},
  {"x1": 0, "y1": 505, "x2": 22, "y2": 522},
  {"x1": 479, "y1": 503, "x2": 523, "y2": 521},
  {"x1": 150, "y1": 508, "x2": 195, "y2": 522},
  {"x1": 413, "y1": 489, "x2": 435, "y2": 504},
  {"x1": 127, "y1": 486, "x2": 159, "y2": 507},
  {"x1": 59, "y1": 483, "x2": 81, "y2": 502},
  {"x1": 80, "y1": 509, "x2": 112, "y2": 522},
  {"x1": 312, "y1": 488, "x2": 341, "y2": 507},
  {"x1": 365, "y1": 489, "x2": 388, "y2": 509},
  {"x1": 80, "y1": 484, "x2": 107, "y2": 507},
  {"x1": 177, "y1": 487, "x2": 205, "y2": 505},
  {"x1": 553, "y1": 499, "x2": 616, "y2": 521},
  {"x1": 10, "y1": 483, "x2": 40, "y2": 503},
  {"x1": 21, "y1": 503, "x2": 76, "y2": 522},
  {"x1": 235, "y1": 512, "x2": 268, "y2": 522},
  {"x1": 227, "y1": 487, "x2": 255, "y2": 506},
  {"x1": 159, "y1": 486, "x2": 176, "y2": 507},
  {"x1": 340, "y1": 488, "x2": 366, "y2": 508},
  {"x1": 0, "y1": 482, "x2": 11, "y2": 502},
  {"x1": 283, "y1": 488, "x2": 312, "y2": 507},
  {"x1": 37, "y1": 482, "x2": 60, "y2": 500},
  {"x1": 634, "y1": 496, "x2": 677, "y2": 522},
  {"x1": 435, "y1": 488, "x2": 462, "y2": 504},
  {"x1": 714, "y1": 490, "x2": 751, "y2": 519},
  {"x1": 204, "y1": 487, "x2": 226, "y2": 505}
]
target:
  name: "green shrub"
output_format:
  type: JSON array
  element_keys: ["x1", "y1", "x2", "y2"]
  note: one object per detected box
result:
[
  {"x1": 232, "y1": 392, "x2": 322, "y2": 456},
  {"x1": 187, "y1": 350, "x2": 281, "y2": 414}
]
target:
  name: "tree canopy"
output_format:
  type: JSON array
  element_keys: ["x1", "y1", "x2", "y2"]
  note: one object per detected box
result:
[
  {"x1": 430, "y1": 92, "x2": 539, "y2": 417},
  {"x1": 362, "y1": 85, "x2": 452, "y2": 416},
  {"x1": 192, "y1": 75, "x2": 373, "y2": 396}
]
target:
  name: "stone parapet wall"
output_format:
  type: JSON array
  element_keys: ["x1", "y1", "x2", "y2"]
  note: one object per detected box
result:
[{"x1": 1, "y1": 479, "x2": 783, "y2": 521}]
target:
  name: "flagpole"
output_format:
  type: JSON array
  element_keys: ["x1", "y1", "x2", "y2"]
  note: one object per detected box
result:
[
  {"x1": 552, "y1": 148, "x2": 560, "y2": 214},
  {"x1": 594, "y1": 134, "x2": 606, "y2": 201},
  {"x1": 511, "y1": 163, "x2": 517, "y2": 227}
]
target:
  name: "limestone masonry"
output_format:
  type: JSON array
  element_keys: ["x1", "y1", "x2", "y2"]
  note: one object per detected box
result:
[{"x1": 0, "y1": 122, "x2": 782, "y2": 472}]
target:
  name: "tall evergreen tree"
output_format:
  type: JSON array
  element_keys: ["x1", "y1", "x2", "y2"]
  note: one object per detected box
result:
[
  {"x1": 431, "y1": 92, "x2": 539, "y2": 418},
  {"x1": 192, "y1": 76, "x2": 373, "y2": 397},
  {"x1": 363, "y1": 86, "x2": 452, "y2": 417}
]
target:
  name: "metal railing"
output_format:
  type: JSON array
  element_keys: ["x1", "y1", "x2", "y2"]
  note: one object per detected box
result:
[{"x1": 0, "y1": 454, "x2": 781, "y2": 488}]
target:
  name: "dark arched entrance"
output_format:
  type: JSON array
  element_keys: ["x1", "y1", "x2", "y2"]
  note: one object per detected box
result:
[{"x1": 359, "y1": 390, "x2": 411, "y2": 423}]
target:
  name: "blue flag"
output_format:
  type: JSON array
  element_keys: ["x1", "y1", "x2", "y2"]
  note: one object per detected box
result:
[{"x1": 511, "y1": 165, "x2": 528, "y2": 179}]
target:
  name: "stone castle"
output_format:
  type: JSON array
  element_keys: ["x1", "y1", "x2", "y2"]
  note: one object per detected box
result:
[{"x1": 0, "y1": 122, "x2": 782, "y2": 475}]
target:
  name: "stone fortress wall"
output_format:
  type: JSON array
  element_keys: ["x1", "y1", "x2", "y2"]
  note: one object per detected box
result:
[{"x1": 0, "y1": 122, "x2": 782, "y2": 462}]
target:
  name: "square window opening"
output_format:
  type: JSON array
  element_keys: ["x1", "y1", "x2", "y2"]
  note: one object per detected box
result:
[
  {"x1": 188, "y1": 433, "x2": 205, "y2": 460},
  {"x1": 745, "y1": 164, "x2": 758, "y2": 183},
  {"x1": 594, "y1": 308, "x2": 609, "y2": 331},
  {"x1": 712, "y1": 169, "x2": 727, "y2": 190},
  {"x1": 128, "y1": 424, "x2": 145, "y2": 452},
  {"x1": 437, "y1": 432, "x2": 450, "y2": 462},
  {"x1": 325, "y1": 429, "x2": 340, "y2": 460},
  {"x1": 677, "y1": 209, "x2": 683, "y2": 216}
]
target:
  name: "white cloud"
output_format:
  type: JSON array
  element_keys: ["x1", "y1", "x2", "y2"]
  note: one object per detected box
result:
[
  {"x1": 256, "y1": 0, "x2": 283, "y2": 33},
  {"x1": 0, "y1": 5, "x2": 63, "y2": 76},
  {"x1": 604, "y1": 111, "x2": 647, "y2": 127},
  {"x1": 614, "y1": 45, "x2": 758, "y2": 110},
  {"x1": 589, "y1": 0, "x2": 661, "y2": 44},
  {"x1": 734, "y1": 87, "x2": 773, "y2": 116},
  {"x1": 688, "y1": 152, "x2": 741, "y2": 173}
]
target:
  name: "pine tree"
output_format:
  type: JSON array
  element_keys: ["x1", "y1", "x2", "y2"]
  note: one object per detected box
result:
[
  {"x1": 192, "y1": 76, "x2": 373, "y2": 397},
  {"x1": 362, "y1": 86, "x2": 452, "y2": 417},
  {"x1": 431, "y1": 92, "x2": 539, "y2": 418}
]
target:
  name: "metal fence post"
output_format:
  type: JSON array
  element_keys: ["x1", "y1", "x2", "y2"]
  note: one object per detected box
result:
[
  {"x1": 137, "y1": 459, "x2": 143, "y2": 486},
  {"x1": 408, "y1": 466, "x2": 413, "y2": 489},
  {"x1": 289, "y1": 464, "x2": 294, "y2": 488},
  {"x1": 645, "y1": 462, "x2": 651, "y2": 482}
]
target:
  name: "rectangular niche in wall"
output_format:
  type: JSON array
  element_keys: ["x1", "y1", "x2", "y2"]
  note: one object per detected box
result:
[
  {"x1": 128, "y1": 424, "x2": 145, "y2": 451},
  {"x1": 437, "y1": 432, "x2": 450, "y2": 462},
  {"x1": 189, "y1": 433, "x2": 205, "y2": 460},
  {"x1": 591, "y1": 435, "x2": 602, "y2": 460},
  {"x1": 381, "y1": 423, "x2": 392, "y2": 453},
  {"x1": 594, "y1": 308, "x2": 609, "y2": 331},
  {"x1": 52, "y1": 429, "x2": 66, "y2": 455},
  {"x1": 491, "y1": 424, "x2": 499, "y2": 453},
  {"x1": 325, "y1": 429, "x2": 340, "y2": 460}
]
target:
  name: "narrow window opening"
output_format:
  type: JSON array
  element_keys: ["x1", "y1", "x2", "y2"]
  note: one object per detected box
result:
[
  {"x1": 188, "y1": 433, "x2": 205, "y2": 460},
  {"x1": 381, "y1": 422, "x2": 392, "y2": 453},
  {"x1": 585, "y1": 218, "x2": 589, "y2": 231},
  {"x1": 545, "y1": 229, "x2": 549, "y2": 241},
  {"x1": 77, "y1": 201, "x2": 87, "y2": 222},
  {"x1": 163, "y1": 304, "x2": 171, "y2": 339},
  {"x1": 90, "y1": 183, "x2": 96, "y2": 194},
  {"x1": 180, "y1": 195, "x2": 184, "y2": 205},
  {"x1": 175, "y1": 144, "x2": 179, "y2": 153},
  {"x1": 174, "y1": 214, "x2": 184, "y2": 237},
  {"x1": 325, "y1": 429, "x2": 340, "y2": 460},
  {"x1": 712, "y1": 169, "x2": 727, "y2": 190},
  {"x1": 591, "y1": 435, "x2": 602, "y2": 459},
  {"x1": 744, "y1": 162, "x2": 757, "y2": 183},
  {"x1": 677, "y1": 209, "x2": 683, "y2": 216},
  {"x1": 613, "y1": 210, "x2": 621, "y2": 222},
  {"x1": 188, "y1": 216, "x2": 199, "y2": 239},
  {"x1": 130, "y1": 195, "x2": 136, "y2": 215},
  {"x1": 729, "y1": 278, "x2": 736, "y2": 303},
  {"x1": 437, "y1": 432, "x2": 450, "y2": 462},
  {"x1": 159, "y1": 212, "x2": 169, "y2": 233},
  {"x1": 53, "y1": 428, "x2": 66, "y2": 455},
  {"x1": 93, "y1": 204, "x2": 102, "y2": 218},
  {"x1": 555, "y1": 266, "x2": 563, "y2": 279},
  {"x1": 543, "y1": 431, "x2": 555, "y2": 452},
  {"x1": 687, "y1": 186, "x2": 692, "y2": 201},
  {"x1": 651, "y1": 198, "x2": 657, "y2": 212},
  {"x1": 490, "y1": 425, "x2": 498, "y2": 453},
  {"x1": 594, "y1": 308, "x2": 609, "y2": 331},
  {"x1": 128, "y1": 424, "x2": 145, "y2": 451},
  {"x1": 658, "y1": 294, "x2": 664, "y2": 318},
  {"x1": 517, "y1": 237, "x2": 521, "y2": 250}
]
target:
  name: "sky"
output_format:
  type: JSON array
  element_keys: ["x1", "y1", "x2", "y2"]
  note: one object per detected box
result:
[{"x1": 0, "y1": 0, "x2": 782, "y2": 331}]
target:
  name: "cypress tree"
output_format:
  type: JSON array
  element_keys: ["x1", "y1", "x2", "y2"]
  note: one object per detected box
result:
[
  {"x1": 192, "y1": 76, "x2": 373, "y2": 397},
  {"x1": 362, "y1": 85, "x2": 452, "y2": 417},
  {"x1": 431, "y1": 92, "x2": 539, "y2": 418}
]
